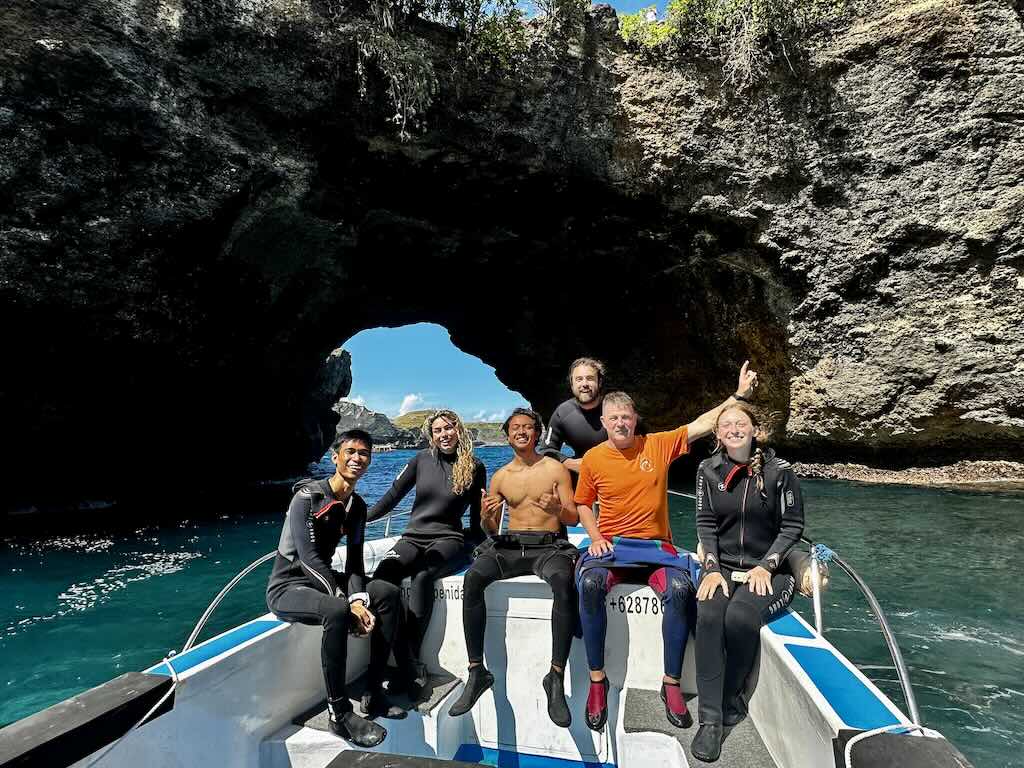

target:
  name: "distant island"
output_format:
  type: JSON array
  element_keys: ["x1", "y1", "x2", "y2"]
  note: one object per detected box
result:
[{"x1": 335, "y1": 404, "x2": 507, "y2": 449}]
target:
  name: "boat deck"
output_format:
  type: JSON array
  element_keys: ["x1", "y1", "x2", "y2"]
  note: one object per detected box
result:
[
  {"x1": 623, "y1": 690, "x2": 774, "y2": 768},
  {"x1": 295, "y1": 670, "x2": 462, "y2": 731}
]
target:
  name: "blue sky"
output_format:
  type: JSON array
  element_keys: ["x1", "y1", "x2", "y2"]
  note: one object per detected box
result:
[{"x1": 340, "y1": 323, "x2": 528, "y2": 421}]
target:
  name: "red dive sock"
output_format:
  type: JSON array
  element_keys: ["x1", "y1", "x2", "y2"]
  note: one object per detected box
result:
[
  {"x1": 662, "y1": 681, "x2": 687, "y2": 715},
  {"x1": 587, "y1": 679, "x2": 608, "y2": 716}
]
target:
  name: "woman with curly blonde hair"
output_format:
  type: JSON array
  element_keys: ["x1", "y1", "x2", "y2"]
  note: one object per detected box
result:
[{"x1": 368, "y1": 409, "x2": 486, "y2": 669}]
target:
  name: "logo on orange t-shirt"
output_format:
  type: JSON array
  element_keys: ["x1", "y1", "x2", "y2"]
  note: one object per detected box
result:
[{"x1": 639, "y1": 457, "x2": 654, "y2": 473}]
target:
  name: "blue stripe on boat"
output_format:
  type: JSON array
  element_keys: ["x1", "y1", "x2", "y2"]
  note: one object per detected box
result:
[
  {"x1": 567, "y1": 525, "x2": 587, "y2": 535},
  {"x1": 146, "y1": 619, "x2": 282, "y2": 676},
  {"x1": 784, "y1": 644, "x2": 901, "y2": 730},
  {"x1": 454, "y1": 744, "x2": 615, "y2": 768},
  {"x1": 768, "y1": 611, "x2": 815, "y2": 639}
]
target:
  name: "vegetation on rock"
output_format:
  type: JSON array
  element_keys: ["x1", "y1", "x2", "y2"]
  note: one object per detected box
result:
[
  {"x1": 341, "y1": 0, "x2": 590, "y2": 139},
  {"x1": 618, "y1": 0, "x2": 853, "y2": 87}
]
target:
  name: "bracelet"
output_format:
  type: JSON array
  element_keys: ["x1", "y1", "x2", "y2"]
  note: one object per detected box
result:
[{"x1": 733, "y1": 392, "x2": 751, "y2": 403}]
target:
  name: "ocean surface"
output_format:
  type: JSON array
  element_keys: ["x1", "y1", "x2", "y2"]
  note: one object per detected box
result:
[{"x1": 2, "y1": 446, "x2": 1022, "y2": 767}]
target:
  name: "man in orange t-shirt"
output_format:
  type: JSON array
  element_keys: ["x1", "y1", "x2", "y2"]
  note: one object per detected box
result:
[{"x1": 573, "y1": 362, "x2": 759, "y2": 732}]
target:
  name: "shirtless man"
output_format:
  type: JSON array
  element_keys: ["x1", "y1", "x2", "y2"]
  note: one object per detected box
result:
[{"x1": 448, "y1": 408, "x2": 580, "y2": 727}]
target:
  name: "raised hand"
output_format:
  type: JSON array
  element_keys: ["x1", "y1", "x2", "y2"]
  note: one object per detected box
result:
[
  {"x1": 538, "y1": 482, "x2": 561, "y2": 516},
  {"x1": 737, "y1": 360, "x2": 758, "y2": 399}
]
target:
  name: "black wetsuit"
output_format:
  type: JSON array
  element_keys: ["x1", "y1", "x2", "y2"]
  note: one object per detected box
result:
[
  {"x1": 368, "y1": 449, "x2": 486, "y2": 657},
  {"x1": 539, "y1": 398, "x2": 607, "y2": 464},
  {"x1": 463, "y1": 532, "x2": 579, "y2": 667},
  {"x1": 266, "y1": 479, "x2": 411, "y2": 712},
  {"x1": 694, "y1": 448, "x2": 804, "y2": 725}
]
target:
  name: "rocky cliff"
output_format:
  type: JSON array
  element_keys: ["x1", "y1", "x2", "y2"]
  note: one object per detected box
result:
[
  {"x1": 334, "y1": 400, "x2": 424, "y2": 447},
  {"x1": 1, "y1": 0, "x2": 1021, "y2": 507}
]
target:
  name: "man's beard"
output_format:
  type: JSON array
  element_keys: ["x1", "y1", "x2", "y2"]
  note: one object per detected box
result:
[{"x1": 575, "y1": 389, "x2": 598, "y2": 404}]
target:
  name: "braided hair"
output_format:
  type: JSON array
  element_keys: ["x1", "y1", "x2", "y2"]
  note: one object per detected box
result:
[{"x1": 714, "y1": 404, "x2": 766, "y2": 497}]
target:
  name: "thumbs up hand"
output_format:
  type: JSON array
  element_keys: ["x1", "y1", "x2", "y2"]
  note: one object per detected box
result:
[{"x1": 538, "y1": 482, "x2": 562, "y2": 516}]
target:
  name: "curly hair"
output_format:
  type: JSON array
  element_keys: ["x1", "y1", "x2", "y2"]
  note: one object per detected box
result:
[{"x1": 421, "y1": 409, "x2": 477, "y2": 495}]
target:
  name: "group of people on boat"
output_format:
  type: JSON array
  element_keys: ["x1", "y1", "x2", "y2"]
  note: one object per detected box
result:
[{"x1": 266, "y1": 357, "x2": 806, "y2": 763}]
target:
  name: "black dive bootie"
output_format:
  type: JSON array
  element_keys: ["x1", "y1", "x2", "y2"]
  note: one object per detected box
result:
[
  {"x1": 387, "y1": 666, "x2": 424, "y2": 704},
  {"x1": 691, "y1": 723, "x2": 724, "y2": 763},
  {"x1": 329, "y1": 709, "x2": 387, "y2": 748},
  {"x1": 361, "y1": 689, "x2": 408, "y2": 720},
  {"x1": 542, "y1": 669, "x2": 571, "y2": 727},
  {"x1": 448, "y1": 666, "x2": 495, "y2": 716}
]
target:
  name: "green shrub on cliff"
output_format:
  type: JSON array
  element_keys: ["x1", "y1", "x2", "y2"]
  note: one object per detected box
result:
[
  {"x1": 351, "y1": 0, "x2": 585, "y2": 140},
  {"x1": 618, "y1": 7, "x2": 678, "y2": 49},
  {"x1": 678, "y1": 0, "x2": 849, "y2": 84},
  {"x1": 632, "y1": 0, "x2": 851, "y2": 86}
]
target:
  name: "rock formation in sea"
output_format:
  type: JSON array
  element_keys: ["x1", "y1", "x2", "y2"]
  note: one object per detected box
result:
[
  {"x1": 1, "y1": 0, "x2": 1021, "y2": 506},
  {"x1": 334, "y1": 401, "x2": 425, "y2": 449}
]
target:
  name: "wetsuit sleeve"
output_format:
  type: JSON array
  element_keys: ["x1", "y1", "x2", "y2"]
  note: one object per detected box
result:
[
  {"x1": 464, "y1": 461, "x2": 486, "y2": 541},
  {"x1": 695, "y1": 465, "x2": 721, "y2": 574},
  {"x1": 344, "y1": 504, "x2": 369, "y2": 603},
  {"x1": 540, "y1": 408, "x2": 568, "y2": 461},
  {"x1": 758, "y1": 469, "x2": 805, "y2": 573},
  {"x1": 289, "y1": 491, "x2": 339, "y2": 596},
  {"x1": 367, "y1": 454, "x2": 418, "y2": 522}
]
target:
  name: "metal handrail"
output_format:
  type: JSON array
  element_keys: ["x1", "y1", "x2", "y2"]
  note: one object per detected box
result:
[
  {"x1": 666, "y1": 489, "x2": 921, "y2": 726},
  {"x1": 180, "y1": 550, "x2": 277, "y2": 654},
  {"x1": 801, "y1": 535, "x2": 921, "y2": 726},
  {"x1": 379, "y1": 508, "x2": 416, "y2": 537}
]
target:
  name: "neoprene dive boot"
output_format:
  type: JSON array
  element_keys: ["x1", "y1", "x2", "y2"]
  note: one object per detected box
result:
[
  {"x1": 448, "y1": 665, "x2": 495, "y2": 716},
  {"x1": 328, "y1": 707, "x2": 387, "y2": 748},
  {"x1": 585, "y1": 677, "x2": 609, "y2": 731},
  {"x1": 660, "y1": 681, "x2": 693, "y2": 728},
  {"x1": 542, "y1": 669, "x2": 571, "y2": 728},
  {"x1": 691, "y1": 723, "x2": 724, "y2": 763},
  {"x1": 361, "y1": 688, "x2": 408, "y2": 720}
]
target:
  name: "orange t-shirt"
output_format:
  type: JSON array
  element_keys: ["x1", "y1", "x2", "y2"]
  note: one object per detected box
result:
[{"x1": 574, "y1": 426, "x2": 690, "y2": 541}]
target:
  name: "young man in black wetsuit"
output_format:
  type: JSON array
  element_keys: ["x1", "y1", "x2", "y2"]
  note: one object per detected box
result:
[
  {"x1": 540, "y1": 358, "x2": 608, "y2": 475},
  {"x1": 266, "y1": 430, "x2": 417, "y2": 749},
  {"x1": 447, "y1": 408, "x2": 580, "y2": 727}
]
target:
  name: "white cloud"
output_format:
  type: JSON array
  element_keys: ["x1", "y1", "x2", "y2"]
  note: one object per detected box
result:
[
  {"x1": 398, "y1": 393, "x2": 425, "y2": 416},
  {"x1": 341, "y1": 395, "x2": 366, "y2": 407},
  {"x1": 473, "y1": 410, "x2": 487, "y2": 421},
  {"x1": 486, "y1": 410, "x2": 508, "y2": 422}
]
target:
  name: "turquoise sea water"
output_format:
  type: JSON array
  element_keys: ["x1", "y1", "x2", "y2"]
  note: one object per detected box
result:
[{"x1": 2, "y1": 446, "x2": 1022, "y2": 767}]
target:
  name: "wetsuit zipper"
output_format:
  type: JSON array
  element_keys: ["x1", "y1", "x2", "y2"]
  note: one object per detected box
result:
[{"x1": 739, "y1": 477, "x2": 749, "y2": 567}]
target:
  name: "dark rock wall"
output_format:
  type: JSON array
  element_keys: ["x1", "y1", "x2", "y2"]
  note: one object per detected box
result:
[{"x1": 1, "y1": 0, "x2": 1020, "y2": 505}]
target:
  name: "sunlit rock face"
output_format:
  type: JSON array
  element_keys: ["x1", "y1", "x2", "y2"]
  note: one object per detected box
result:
[{"x1": 1, "y1": 0, "x2": 1021, "y2": 506}]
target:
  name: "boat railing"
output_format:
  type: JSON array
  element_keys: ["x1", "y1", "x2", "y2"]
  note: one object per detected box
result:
[
  {"x1": 666, "y1": 488, "x2": 922, "y2": 726},
  {"x1": 380, "y1": 502, "x2": 507, "y2": 537},
  {"x1": 181, "y1": 551, "x2": 278, "y2": 654}
]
